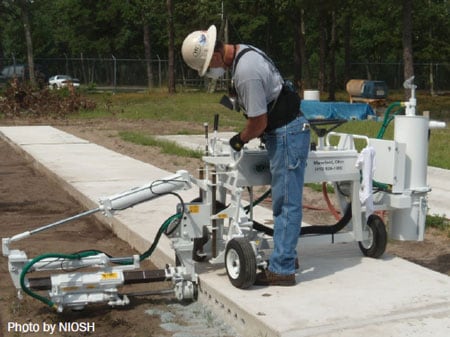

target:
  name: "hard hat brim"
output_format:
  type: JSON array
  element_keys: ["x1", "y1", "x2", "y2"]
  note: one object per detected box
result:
[{"x1": 199, "y1": 25, "x2": 217, "y2": 77}]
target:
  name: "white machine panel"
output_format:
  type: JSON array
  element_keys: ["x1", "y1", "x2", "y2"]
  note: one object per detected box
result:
[
  {"x1": 305, "y1": 150, "x2": 360, "y2": 183},
  {"x1": 235, "y1": 150, "x2": 271, "y2": 186},
  {"x1": 369, "y1": 138, "x2": 406, "y2": 193}
]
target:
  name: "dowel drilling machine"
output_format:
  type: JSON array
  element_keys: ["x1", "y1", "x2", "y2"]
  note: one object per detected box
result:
[
  {"x1": 2, "y1": 171, "x2": 197, "y2": 312},
  {"x1": 2, "y1": 77, "x2": 446, "y2": 312}
]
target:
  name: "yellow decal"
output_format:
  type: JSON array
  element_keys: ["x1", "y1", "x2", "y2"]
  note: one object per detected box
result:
[
  {"x1": 189, "y1": 205, "x2": 200, "y2": 213},
  {"x1": 61, "y1": 286, "x2": 79, "y2": 292},
  {"x1": 101, "y1": 272, "x2": 119, "y2": 280}
]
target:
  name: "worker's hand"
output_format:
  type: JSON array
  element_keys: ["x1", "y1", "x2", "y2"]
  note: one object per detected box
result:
[{"x1": 229, "y1": 133, "x2": 245, "y2": 151}]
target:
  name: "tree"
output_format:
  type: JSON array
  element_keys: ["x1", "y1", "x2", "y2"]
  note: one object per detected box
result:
[
  {"x1": 413, "y1": 0, "x2": 450, "y2": 94},
  {"x1": 292, "y1": 7, "x2": 307, "y2": 90},
  {"x1": 342, "y1": 4, "x2": 353, "y2": 86},
  {"x1": 167, "y1": 0, "x2": 175, "y2": 94},
  {"x1": 0, "y1": 0, "x2": 36, "y2": 85},
  {"x1": 122, "y1": 0, "x2": 166, "y2": 90},
  {"x1": 142, "y1": 22, "x2": 153, "y2": 89},
  {"x1": 17, "y1": 0, "x2": 35, "y2": 85},
  {"x1": 318, "y1": 2, "x2": 327, "y2": 92},
  {"x1": 328, "y1": 10, "x2": 337, "y2": 100},
  {"x1": 3, "y1": 1, "x2": 450, "y2": 92},
  {"x1": 281, "y1": 0, "x2": 310, "y2": 92},
  {"x1": 402, "y1": 0, "x2": 414, "y2": 98}
]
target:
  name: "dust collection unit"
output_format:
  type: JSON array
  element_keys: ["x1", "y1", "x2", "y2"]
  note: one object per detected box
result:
[{"x1": 2, "y1": 77, "x2": 447, "y2": 312}]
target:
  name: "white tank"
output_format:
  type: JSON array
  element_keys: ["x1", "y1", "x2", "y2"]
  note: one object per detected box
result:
[
  {"x1": 394, "y1": 115, "x2": 429, "y2": 191},
  {"x1": 390, "y1": 115, "x2": 429, "y2": 241}
]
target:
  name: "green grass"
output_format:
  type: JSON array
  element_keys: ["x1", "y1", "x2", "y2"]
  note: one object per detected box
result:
[
  {"x1": 426, "y1": 214, "x2": 450, "y2": 237},
  {"x1": 78, "y1": 91, "x2": 244, "y2": 129},
  {"x1": 427, "y1": 213, "x2": 450, "y2": 229},
  {"x1": 118, "y1": 131, "x2": 203, "y2": 158}
]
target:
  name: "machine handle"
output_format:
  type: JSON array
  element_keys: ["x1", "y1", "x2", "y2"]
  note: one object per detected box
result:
[
  {"x1": 326, "y1": 132, "x2": 369, "y2": 150},
  {"x1": 213, "y1": 114, "x2": 219, "y2": 131},
  {"x1": 227, "y1": 148, "x2": 244, "y2": 169},
  {"x1": 429, "y1": 120, "x2": 447, "y2": 129}
]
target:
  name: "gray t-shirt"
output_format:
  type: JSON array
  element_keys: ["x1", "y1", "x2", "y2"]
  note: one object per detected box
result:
[{"x1": 232, "y1": 44, "x2": 283, "y2": 118}]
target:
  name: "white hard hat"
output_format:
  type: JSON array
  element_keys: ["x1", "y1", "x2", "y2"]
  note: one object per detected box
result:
[{"x1": 181, "y1": 25, "x2": 217, "y2": 77}]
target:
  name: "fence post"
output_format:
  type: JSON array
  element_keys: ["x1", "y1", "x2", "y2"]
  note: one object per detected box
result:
[
  {"x1": 157, "y1": 55, "x2": 162, "y2": 88},
  {"x1": 112, "y1": 54, "x2": 117, "y2": 92},
  {"x1": 64, "y1": 53, "x2": 69, "y2": 75}
]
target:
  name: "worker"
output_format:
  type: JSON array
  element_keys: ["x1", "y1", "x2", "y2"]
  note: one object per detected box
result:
[{"x1": 181, "y1": 25, "x2": 310, "y2": 286}]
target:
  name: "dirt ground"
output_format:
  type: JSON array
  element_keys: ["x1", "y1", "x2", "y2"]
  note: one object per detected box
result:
[{"x1": 0, "y1": 118, "x2": 449, "y2": 337}]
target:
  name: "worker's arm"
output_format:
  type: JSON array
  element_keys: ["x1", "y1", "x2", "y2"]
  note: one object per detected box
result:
[
  {"x1": 229, "y1": 113, "x2": 267, "y2": 151},
  {"x1": 240, "y1": 114, "x2": 268, "y2": 142}
]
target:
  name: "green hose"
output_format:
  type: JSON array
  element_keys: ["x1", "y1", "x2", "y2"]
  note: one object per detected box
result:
[
  {"x1": 376, "y1": 101, "x2": 405, "y2": 139},
  {"x1": 100, "y1": 212, "x2": 183, "y2": 265},
  {"x1": 372, "y1": 102, "x2": 406, "y2": 192},
  {"x1": 139, "y1": 212, "x2": 182, "y2": 261}
]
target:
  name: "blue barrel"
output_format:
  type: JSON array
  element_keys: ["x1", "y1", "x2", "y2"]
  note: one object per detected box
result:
[{"x1": 361, "y1": 81, "x2": 388, "y2": 99}]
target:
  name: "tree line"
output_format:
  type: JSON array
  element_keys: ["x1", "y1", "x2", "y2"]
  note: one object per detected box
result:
[{"x1": 1, "y1": 0, "x2": 449, "y2": 97}]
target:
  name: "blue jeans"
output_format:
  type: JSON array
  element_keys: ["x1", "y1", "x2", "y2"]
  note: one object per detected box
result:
[{"x1": 264, "y1": 116, "x2": 310, "y2": 275}]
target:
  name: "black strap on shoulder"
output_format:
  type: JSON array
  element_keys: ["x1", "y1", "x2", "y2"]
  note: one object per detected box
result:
[{"x1": 232, "y1": 47, "x2": 252, "y2": 74}]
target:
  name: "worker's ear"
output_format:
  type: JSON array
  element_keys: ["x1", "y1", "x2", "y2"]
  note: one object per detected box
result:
[{"x1": 209, "y1": 52, "x2": 224, "y2": 68}]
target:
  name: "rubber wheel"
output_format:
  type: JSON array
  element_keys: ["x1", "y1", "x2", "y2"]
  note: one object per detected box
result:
[
  {"x1": 225, "y1": 237, "x2": 256, "y2": 289},
  {"x1": 358, "y1": 214, "x2": 387, "y2": 258}
]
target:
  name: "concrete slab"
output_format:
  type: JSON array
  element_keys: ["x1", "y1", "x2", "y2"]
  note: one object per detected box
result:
[
  {"x1": 427, "y1": 166, "x2": 450, "y2": 217},
  {"x1": 1, "y1": 126, "x2": 449, "y2": 337},
  {"x1": 200, "y1": 244, "x2": 450, "y2": 337}
]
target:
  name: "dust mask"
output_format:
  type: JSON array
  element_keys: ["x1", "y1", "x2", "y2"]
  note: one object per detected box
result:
[{"x1": 205, "y1": 67, "x2": 225, "y2": 79}]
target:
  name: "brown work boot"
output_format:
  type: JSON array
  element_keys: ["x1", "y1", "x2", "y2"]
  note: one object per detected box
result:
[{"x1": 254, "y1": 270, "x2": 296, "y2": 286}]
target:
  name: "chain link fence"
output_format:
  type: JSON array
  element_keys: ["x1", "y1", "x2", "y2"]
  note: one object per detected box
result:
[
  {"x1": 346, "y1": 62, "x2": 450, "y2": 94},
  {"x1": 1, "y1": 56, "x2": 449, "y2": 93}
]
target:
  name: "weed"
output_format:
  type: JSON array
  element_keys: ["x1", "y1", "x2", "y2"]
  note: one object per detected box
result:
[{"x1": 426, "y1": 214, "x2": 450, "y2": 237}]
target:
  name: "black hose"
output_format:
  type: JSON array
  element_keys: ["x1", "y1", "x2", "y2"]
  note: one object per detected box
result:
[
  {"x1": 300, "y1": 203, "x2": 352, "y2": 235},
  {"x1": 252, "y1": 203, "x2": 352, "y2": 236}
]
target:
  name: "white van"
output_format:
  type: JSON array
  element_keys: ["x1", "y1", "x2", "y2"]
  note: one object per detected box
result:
[{"x1": 0, "y1": 64, "x2": 25, "y2": 82}]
